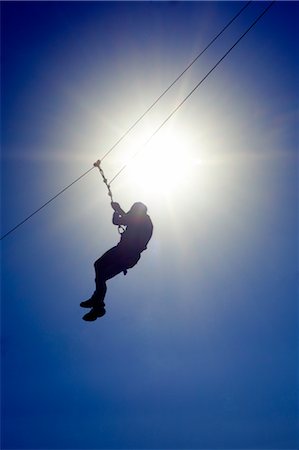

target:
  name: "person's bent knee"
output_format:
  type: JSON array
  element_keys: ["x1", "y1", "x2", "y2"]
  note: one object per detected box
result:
[{"x1": 94, "y1": 259, "x2": 104, "y2": 271}]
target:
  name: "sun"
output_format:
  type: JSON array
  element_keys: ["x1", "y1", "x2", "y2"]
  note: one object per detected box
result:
[{"x1": 124, "y1": 127, "x2": 199, "y2": 197}]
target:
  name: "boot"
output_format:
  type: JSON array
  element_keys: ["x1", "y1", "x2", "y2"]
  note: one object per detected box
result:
[
  {"x1": 82, "y1": 306, "x2": 106, "y2": 321},
  {"x1": 80, "y1": 297, "x2": 95, "y2": 308},
  {"x1": 80, "y1": 293, "x2": 104, "y2": 309}
]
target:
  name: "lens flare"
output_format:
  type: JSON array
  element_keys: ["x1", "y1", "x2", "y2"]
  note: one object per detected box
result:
[{"x1": 125, "y1": 128, "x2": 199, "y2": 197}]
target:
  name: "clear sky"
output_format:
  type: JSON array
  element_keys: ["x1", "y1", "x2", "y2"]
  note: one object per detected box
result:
[{"x1": 1, "y1": 1, "x2": 298, "y2": 449}]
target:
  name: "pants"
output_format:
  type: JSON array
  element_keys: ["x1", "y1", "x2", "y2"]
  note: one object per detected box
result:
[{"x1": 93, "y1": 246, "x2": 141, "y2": 307}]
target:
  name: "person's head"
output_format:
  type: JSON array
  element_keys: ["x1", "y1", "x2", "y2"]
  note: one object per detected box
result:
[{"x1": 129, "y1": 202, "x2": 148, "y2": 216}]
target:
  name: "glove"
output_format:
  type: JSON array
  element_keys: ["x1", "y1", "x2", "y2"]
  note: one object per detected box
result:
[{"x1": 111, "y1": 202, "x2": 122, "y2": 214}]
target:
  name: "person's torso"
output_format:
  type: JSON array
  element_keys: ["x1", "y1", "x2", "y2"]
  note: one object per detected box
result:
[{"x1": 118, "y1": 215, "x2": 153, "y2": 254}]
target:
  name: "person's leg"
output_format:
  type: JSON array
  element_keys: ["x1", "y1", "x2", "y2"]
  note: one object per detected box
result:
[
  {"x1": 82, "y1": 247, "x2": 124, "y2": 321},
  {"x1": 92, "y1": 258, "x2": 107, "y2": 306},
  {"x1": 82, "y1": 268, "x2": 106, "y2": 320},
  {"x1": 94, "y1": 247, "x2": 124, "y2": 300},
  {"x1": 81, "y1": 247, "x2": 119, "y2": 306}
]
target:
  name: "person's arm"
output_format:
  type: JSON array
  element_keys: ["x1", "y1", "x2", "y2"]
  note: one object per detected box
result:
[
  {"x1": 111, "y1": 202, "x2": 125, "y2": 215},
  {"x1": 111, "y1": 202, "x2": 128, "y2": 226}
]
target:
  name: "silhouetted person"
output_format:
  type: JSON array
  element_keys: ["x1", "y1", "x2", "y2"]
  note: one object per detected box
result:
[{"x1": 81, "y1": 202, "x2": 153, "y2": 321}]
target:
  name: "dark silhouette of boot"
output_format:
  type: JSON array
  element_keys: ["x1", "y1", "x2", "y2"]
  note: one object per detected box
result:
[
  {"x1": 80, "y1": 298, "x2": 95, "y2": 308},
  {"x1": 80, "y1": 293, "x2": 105, "y2": 309},
  {"x1": 82, "y1": 306, "x2": 106, "y2": 321}
]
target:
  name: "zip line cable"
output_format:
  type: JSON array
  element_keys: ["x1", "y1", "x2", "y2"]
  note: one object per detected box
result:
[
  {"x1": 0, "y1": 167, "x2": 94, "y2": 241},
  {"x1": 109, "y1": 0, "x2": 275, "y2": 186},
  {"x1": 1, "y1": 1, "x2": 274, "y2": 241},
  {"x1": 99, "y1": 0, "x2": 252, "y2": 163},
  {"x1": 1, "y1": 2, "x2": 252, "y2": 242}
]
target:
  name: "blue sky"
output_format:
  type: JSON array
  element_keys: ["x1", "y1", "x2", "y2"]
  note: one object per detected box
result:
[{"x1": 1, "y1": 1, "x2": 298, "y2": 449}]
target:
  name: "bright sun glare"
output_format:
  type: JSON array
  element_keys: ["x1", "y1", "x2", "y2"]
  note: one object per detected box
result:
[{"x1": 125, "y1": 128, "x2": 199, "y2": 197}]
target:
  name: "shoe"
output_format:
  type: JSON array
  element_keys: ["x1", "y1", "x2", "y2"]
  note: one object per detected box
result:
[
  {"x1": 80, "y1": 294, "x2": 105, "y2": 308},
  {"x1": 80, "y1": 298, "x2": 95, "y2": 308},
  {"x1": 82, "y1": 307, "x2": 106, "y2": 321}
]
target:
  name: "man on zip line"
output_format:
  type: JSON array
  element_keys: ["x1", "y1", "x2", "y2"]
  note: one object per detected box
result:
[{"x1": 80, "y1": 201, "x2": 153, "y2": 321}]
